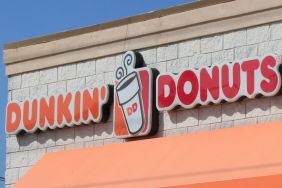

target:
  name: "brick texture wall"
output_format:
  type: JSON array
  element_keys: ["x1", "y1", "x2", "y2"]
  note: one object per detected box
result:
[{"x1": 5, "y1": 21, "x2": 282, "y2": 187}]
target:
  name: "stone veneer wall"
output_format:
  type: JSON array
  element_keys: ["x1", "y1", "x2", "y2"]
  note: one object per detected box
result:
[{"x1": 5, "y1": 21, "x2": 282, "y2": 187}]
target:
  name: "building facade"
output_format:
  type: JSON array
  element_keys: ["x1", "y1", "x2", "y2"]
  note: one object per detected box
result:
[{"x1": 4, "y1": 0, "x2": 282, "y2": 187}]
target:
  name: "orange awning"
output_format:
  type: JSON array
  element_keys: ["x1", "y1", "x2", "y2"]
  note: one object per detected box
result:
[
  {"x1": 167, "y1": 174, "x2": 282, "y2": 188},
  {"x1": 15, "y1": 121, "x2": 282, "y2": 188}
]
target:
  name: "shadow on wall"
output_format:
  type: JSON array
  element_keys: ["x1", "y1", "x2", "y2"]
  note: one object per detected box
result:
[{"x1": 7, "y1": 95, "x2": 282, "y2": 152}]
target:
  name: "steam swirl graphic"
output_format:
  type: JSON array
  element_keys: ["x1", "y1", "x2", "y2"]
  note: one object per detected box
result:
[
  {"x1": 123, "y1": 53, "x2": 133, "y2": 75},
  {"x1": 115, "y1": 67, "x2": 125, "y2": 80},
  {"x1": 115, "y1": 51, "x2": 136, "y2": 81}
]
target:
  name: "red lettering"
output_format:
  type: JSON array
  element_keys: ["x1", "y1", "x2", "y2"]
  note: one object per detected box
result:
[
  {"x1": 39, "y1": 97, "x2": 55, "y2": 129},
  {"x1": 6, "y1": 103, "x2": 21, "y2": 134},
  {"x1": 261, "y1": 56, "x2": 279, "y2": 93},
  {"x1": 242, "y1": 59, "x2": 260, "y2": 95},
  {"x1": 178, "y1": 70, "x2": 198, "y2": 106},
  {"x1": 157, "y1": 75, "x2": 176, "y2": 109},
  {"x1": 57, "y1": 93, "x2": 72, "y2": 125},
  {"x1": 6, "y1": 84, "x2": 111, "y2": 134},
  {"x1": 74, "y1": 91, "x2": 81, "y2": 122},
  {"x1": 83, "y1": 88, "x2": 99, "y2": 121},
  {"x1": 23, "y1": 100, "x2": 38, "y2": 132},
  {"x1": 200, "y1": 66, "x2": 220, "y2": 102},
  {"x1": 222, "y1": 63, "x2": 241, "y2": 99}
]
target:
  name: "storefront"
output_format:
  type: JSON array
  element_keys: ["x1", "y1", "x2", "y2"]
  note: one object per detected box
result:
[{"x1": 4, "y1": 0, "x2": 282, "y2": 187}]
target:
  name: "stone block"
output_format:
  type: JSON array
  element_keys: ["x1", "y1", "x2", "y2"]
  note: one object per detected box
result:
[
  {"x1": 159, "y1": 111, "x2": 177, "y2": 131},
  {"x1": 84, "y1": 141, "x2": 94, "y2": 148},
  {"x1": 12, "y1": 88, "x2": 29, "y2": 102},
  {"x1": 5, "y1": 168, "x2": 19, "y2": 184},
  {"x1": 6, "y1": 154, "x2": 10, "y2": 169},
  {"x1": 115, "y1": 54, "x2": 123, "y2": 68},
  {"x1": 8, "y1": 75, "x2": 21, "y2": 90},
  {"x1": 212, "y1": 49, "x2": 234, "y2": 65},
  {"x1": 271, "y1": 95, "x2": 282, "y2": 114},
  {"x1": 10, "y1": 151, "x2": 28, "y2": 168},
  {"x1": 258, "y1": 40, "x2": 282, "y2": 56},
  {"x1": 234, "y1": 117, "x2": 257, "y2": 127},
  {"x1": 67, "y1": 77, "x2": 85, "y2": 92},
  {"x1": 199, "y1": 105, "x2": 221, "y2": 124},
  {"x1": 39, "y1": 68, "x2": 57, "y2": 84},
  {"x1": 201, "y1": 35, "x2": 223, "y2": 53},
  {"x1": 19, "y1": 166, "x2": 31, "y2": 179},
  {"x1": 46, "y1": 146, "x2": 65, "y2": 153},
  {"x1": 271, "y1": 22, "x2": 282, "y2": 40},
  {"x1": 96, "y1": 56, "x2": 115, "y2": 74},
  {"x1": 222, "y1": 102, "x2": 245, "y2": 121},
  {"x1": 6, "y1": 136, "x2": 20, "y2": 153},
  {"x1": 94, "y1": 123, "x2": 114, "y2": 140},
  {"x1": 94, "y1": 140, "x2": 104, "y2": 147},
  {"x1": 177, "y1": 109, "x2": 198, "y2": 128},
  {"x1": 28, "y1": 149, "x2": 46, "y2": 166},
  {"x1": 188, "y1": 124, "x2": 211, "y2": 134},
  {"x1": 37, "y1": 130, "x2": 56, "y2": 148},
  {"x1": 22, "y1": 72, "x2": 39, "y2": 88},
  {"x1": 85, "y1": 74, "x2": 104, "y2": 88},
  {"x1": 8, "y1": 91, "x2": 12, "y2": 102},
  {"x1": 178, "y1": 39, "x2": 200, "y2": 58},
  {"x1": 65, "y1": 142, "x2": 84, "y2": 150},
  {"x1": 75, "y1": 125, "x2": 94, "y2": 142},
  {"x1": 104, "y1": 72, "x2": 115, "y2": 85},
  {"x1": 224, "y1": 30, "x2": 246, "y2": 49},
  {"x1": 148, "y1": 62, "x2": 166, "y2": 73},
  {"x1": 30, "y1": 85, "x2": 47, "y2": 98},
  {"x1": 234, "y1": 45, "x2": 257, "y2": 60},
  {"x1": 48, "y1": 81, "x2": 66, "y2": 96},
  {"x1": 157, "y1": 44, "x2": 177, "y2": 62},
  {"x1": 140, "y1": 48, "x2": 157, "y2": 65},
  {"x1": 165, "y1": 128, "x2": 187, "y2": 137},
  {"x1": 103, "y1": 138, "x2": 123, "y2": 145},
  {"x1": 58, "y1": 64, "x2": 76, "y2": 81},
  {"x1": 167, "y1": 58, "x2": 189, "y2": 74},
  {"x1": 211, "y1": 121, "x2": 233, "y2": 130},
  {"x1": 258, "y1": 114, "x2": 282, "y2": 124},
  {"x1": 189, "y1": 53, "x2": 211, "y2": 69},
  {"x1": 77, "y1": 60, "x2": 96, "y2": 77},
  {"x1": 247, "y1": 25, "x2": 270, "y2": 45},
  {"x1": 19, "y1": 134, "x2": 38, "y2": 151},
  {"x1": 55, "y1": 127, "x2": 75, "y2": 146},
  {"x1": 246, "y1": 98, "x2": 270, "y2": 118}
]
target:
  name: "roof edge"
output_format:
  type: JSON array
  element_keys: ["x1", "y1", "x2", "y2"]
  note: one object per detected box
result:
[{"x1": 4, "y1": 0, "x2": 233, "y2": 50}]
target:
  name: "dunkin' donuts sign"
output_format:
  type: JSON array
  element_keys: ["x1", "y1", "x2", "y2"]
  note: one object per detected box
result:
[{"x1": 6, "y1": 51, "x2": 282, "y2": 138}]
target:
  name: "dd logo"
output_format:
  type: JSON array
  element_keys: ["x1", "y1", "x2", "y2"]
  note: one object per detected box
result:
[{"x1": 127, "y1": 102, "x2": 138, "y2": 116}]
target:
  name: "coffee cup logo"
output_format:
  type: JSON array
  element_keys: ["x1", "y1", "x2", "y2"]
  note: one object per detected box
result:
[
  {"x1": 114, "y1": 51, "x2": 158, "y2": 138},
  {"x1": 116, "y1": 53, "x2": 144, "y2": 134}
]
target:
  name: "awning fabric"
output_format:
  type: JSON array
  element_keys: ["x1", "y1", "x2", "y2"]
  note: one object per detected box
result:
[
  {"x1": 14, "y1": 121, "x2": 282, "y2": 188},
  {"x1": 167, "y1": 174, "x2": 282, "y2": 188}
]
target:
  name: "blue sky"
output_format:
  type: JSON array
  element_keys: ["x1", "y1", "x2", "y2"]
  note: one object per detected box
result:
[{"x1": 0, "y1": 0, "x2": 192, "y2": 186}]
